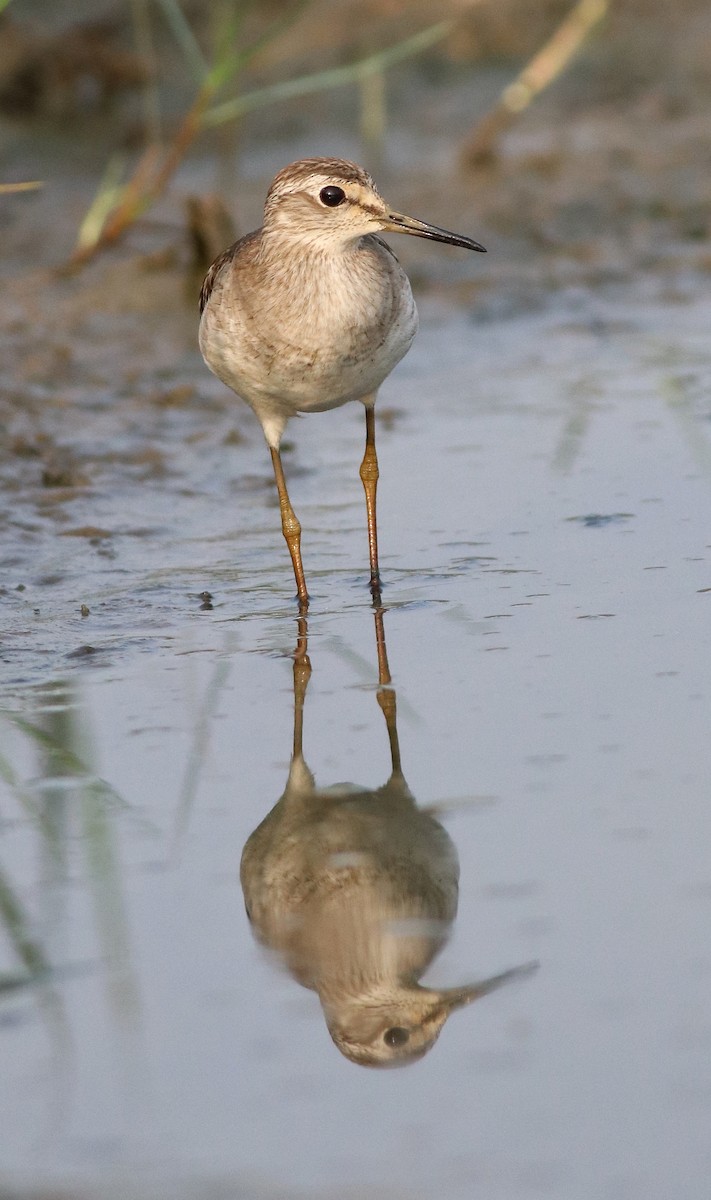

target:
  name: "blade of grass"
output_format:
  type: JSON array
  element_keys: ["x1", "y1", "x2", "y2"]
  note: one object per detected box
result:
[
  {"x1": 67, "y1": 13, "x2": 455, "y2": 267},
  {"x1": 360, "y1": 67, "x2": 386, "y2": 171},
  {"x1": 0, "y1": 181, "x2": 43, "y2": 193},
  {"x1": 153, "y1": 0, "x2": 208, "y2": 82},
  {"x1": 171, "y1": 658, "x2": 231, "y2": 854},
  {"x1": 461, "y1": 0, "x2": 611, "y2": 166},
  {"x1": 203, "y1": 18, "x2": 454, "y2": 127},
  {"x1": 206, "y1": 0, "x2": 310, "y2": 90},
  {"x1": 74, "y1": 154, "x2": 129, "y2": 253},
  {"x1": 131, "y1": 0, "x2": 163, "y2": 144},
  {"x1": 67, "y1": 83, "x2": 212, "y2": 267},
  {"x1": 173, "y1": 0, "x2": 308, "y2": 100}
]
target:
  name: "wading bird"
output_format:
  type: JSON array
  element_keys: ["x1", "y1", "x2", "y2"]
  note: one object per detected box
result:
[{"x1": 199, "y1": 157, "x2": 485, "y2": 607}]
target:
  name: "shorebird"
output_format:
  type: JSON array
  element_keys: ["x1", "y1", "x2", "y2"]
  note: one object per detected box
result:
[
  {"x1": 240, "y1": 610, "x2": 536, "y2": 1067},
  {"x1": 199, "y1": 157, "x2": 485, "y2": 608}
]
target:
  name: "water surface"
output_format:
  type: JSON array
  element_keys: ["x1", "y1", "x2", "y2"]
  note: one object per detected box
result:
[{"x1": 2, "y1": 280, "x2": 711, "y2": 1199}]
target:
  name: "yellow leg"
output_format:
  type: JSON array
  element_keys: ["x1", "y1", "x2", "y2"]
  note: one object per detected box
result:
[
  {"x1": 270, "y1": 446, "x2": 309, "y2": 609},
  {"x1": 359, "y1": 406, "x2": 382, "y2": 602}
]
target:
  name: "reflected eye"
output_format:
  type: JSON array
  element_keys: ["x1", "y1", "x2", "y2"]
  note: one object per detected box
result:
[
  {"x1": 319, "y1": 185, "x2": 346, "y2": 208},
  {"x1": 383, "y1": 1026, "x2": 410, "y2": 1048}
]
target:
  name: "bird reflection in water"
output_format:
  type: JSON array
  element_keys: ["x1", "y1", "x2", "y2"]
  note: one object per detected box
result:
[{"x1": 240, "y1": 609, "x2": 536, "y2": 1067}]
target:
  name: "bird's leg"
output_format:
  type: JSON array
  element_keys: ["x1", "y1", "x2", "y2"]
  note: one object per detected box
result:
[
  {"x1": 270, "y1": 446, "x2": 309, "y2": 610},
  {"x1": 359, "y1": 405, "x2": 381, "y2": 603}
]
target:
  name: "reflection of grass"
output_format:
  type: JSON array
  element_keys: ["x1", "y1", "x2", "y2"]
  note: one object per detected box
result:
[
  {"x1": 663, "y1": 373, "x2": 711, "y2": 480},
  {"x1": 172, "y1": 657, "x2": 232, "y2": 852},
  {"x1": 0, "y1": 745, "x2": 40, "y2": 821},
  {"x1": 0, "y1": 685, "x2": 142, "y2": 1038},
  {"x1": 0, "y1": 863, "x2": 53, "y2": 991},
  {"x1": 551, "y1": 379, "x2": 601, "y2": 474},
  {"x1": 0, "y1": 796, "x2": 71, "y2": 1127},
  {"x1": 0, "y1": 728, "x2": 60, "y2": 993},
  {"x1": 550, "y1": 346, "x2": 711, "y2": 481},
  {"x1": 4, "y1": 713, "x2": 127, "y2": 809}
]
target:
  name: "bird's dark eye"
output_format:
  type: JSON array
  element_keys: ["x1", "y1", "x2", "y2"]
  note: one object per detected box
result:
[
  {"x1": 319, "y1": 185, "x2": 346, "y2": 208},
  {"x1": 383, "y1": 1026, "x2": 410, "y2": 1048}
]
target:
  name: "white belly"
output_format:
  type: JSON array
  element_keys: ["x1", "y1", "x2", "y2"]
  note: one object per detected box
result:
[
  {"x1": 199, "y1": 238, "x2": 419, "y2": 444},
  {"x1": 202, "y1": 302, "x2": 417, "y2": 410}
]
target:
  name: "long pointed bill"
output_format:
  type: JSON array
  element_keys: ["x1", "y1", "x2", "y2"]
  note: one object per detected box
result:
[
  {"x1": 384, "y1": 211, "x2": 486, "y2": 253},
  {"x1": 439, "y1": 961, "x2": 539, "y2": 1013}
]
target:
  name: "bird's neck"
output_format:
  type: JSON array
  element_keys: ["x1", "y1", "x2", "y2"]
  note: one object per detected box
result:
[{"x1": 259, "y1": 226, "x2": 364, "y2": 261}]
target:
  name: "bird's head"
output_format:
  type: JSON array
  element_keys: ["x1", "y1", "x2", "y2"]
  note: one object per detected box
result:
[
  {"x1": 262, "y1": 156, "x2": 486, "y2": 254},
  {"x1": 322, "y1": 962, "x2": 538, "y2": 1068}
]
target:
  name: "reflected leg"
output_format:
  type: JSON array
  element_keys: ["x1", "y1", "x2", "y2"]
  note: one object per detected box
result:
[
  {"x1": 292, "y1": 614, "x2": 312, "y2": 760},
  {"x1": 373, "y1": 604, "x2": 401, "y2": 778}
]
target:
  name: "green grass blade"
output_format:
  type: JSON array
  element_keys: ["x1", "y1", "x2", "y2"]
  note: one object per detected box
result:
[
  {"x1": 153, "y1": 0, "x2": 209, "y2": 81},
  {"x1": 203, "y1": 18, "x2": 453, "y2": 126},
  {"x1": 74, "y1": 154, "x2": 128, "y2": 253}
]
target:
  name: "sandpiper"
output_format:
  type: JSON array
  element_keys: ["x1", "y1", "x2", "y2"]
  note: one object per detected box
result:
[{"x1": 199, "y1": 156, "x2": 485, "y2": 608}]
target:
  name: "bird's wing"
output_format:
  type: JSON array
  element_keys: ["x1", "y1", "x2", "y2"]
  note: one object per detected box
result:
[
  {"x1": 198, "y1": 230, "x2": 260, "y2": 313},
  {"x1": 368, "y1": 233, "x2": 402, "y2": 264}
]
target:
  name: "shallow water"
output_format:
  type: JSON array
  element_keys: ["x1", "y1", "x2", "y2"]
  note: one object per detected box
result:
[{"x1": 2, "y1": 277, "x2": 711, "y2": 1198}]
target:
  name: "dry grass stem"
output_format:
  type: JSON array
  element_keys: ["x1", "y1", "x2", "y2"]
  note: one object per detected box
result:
[
  {"x1": 460, "y1": 0, "x2": 611, "y2": 167},
  {"x1": 0, "y1": 180, "x2": 44, "y2": 193}
]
